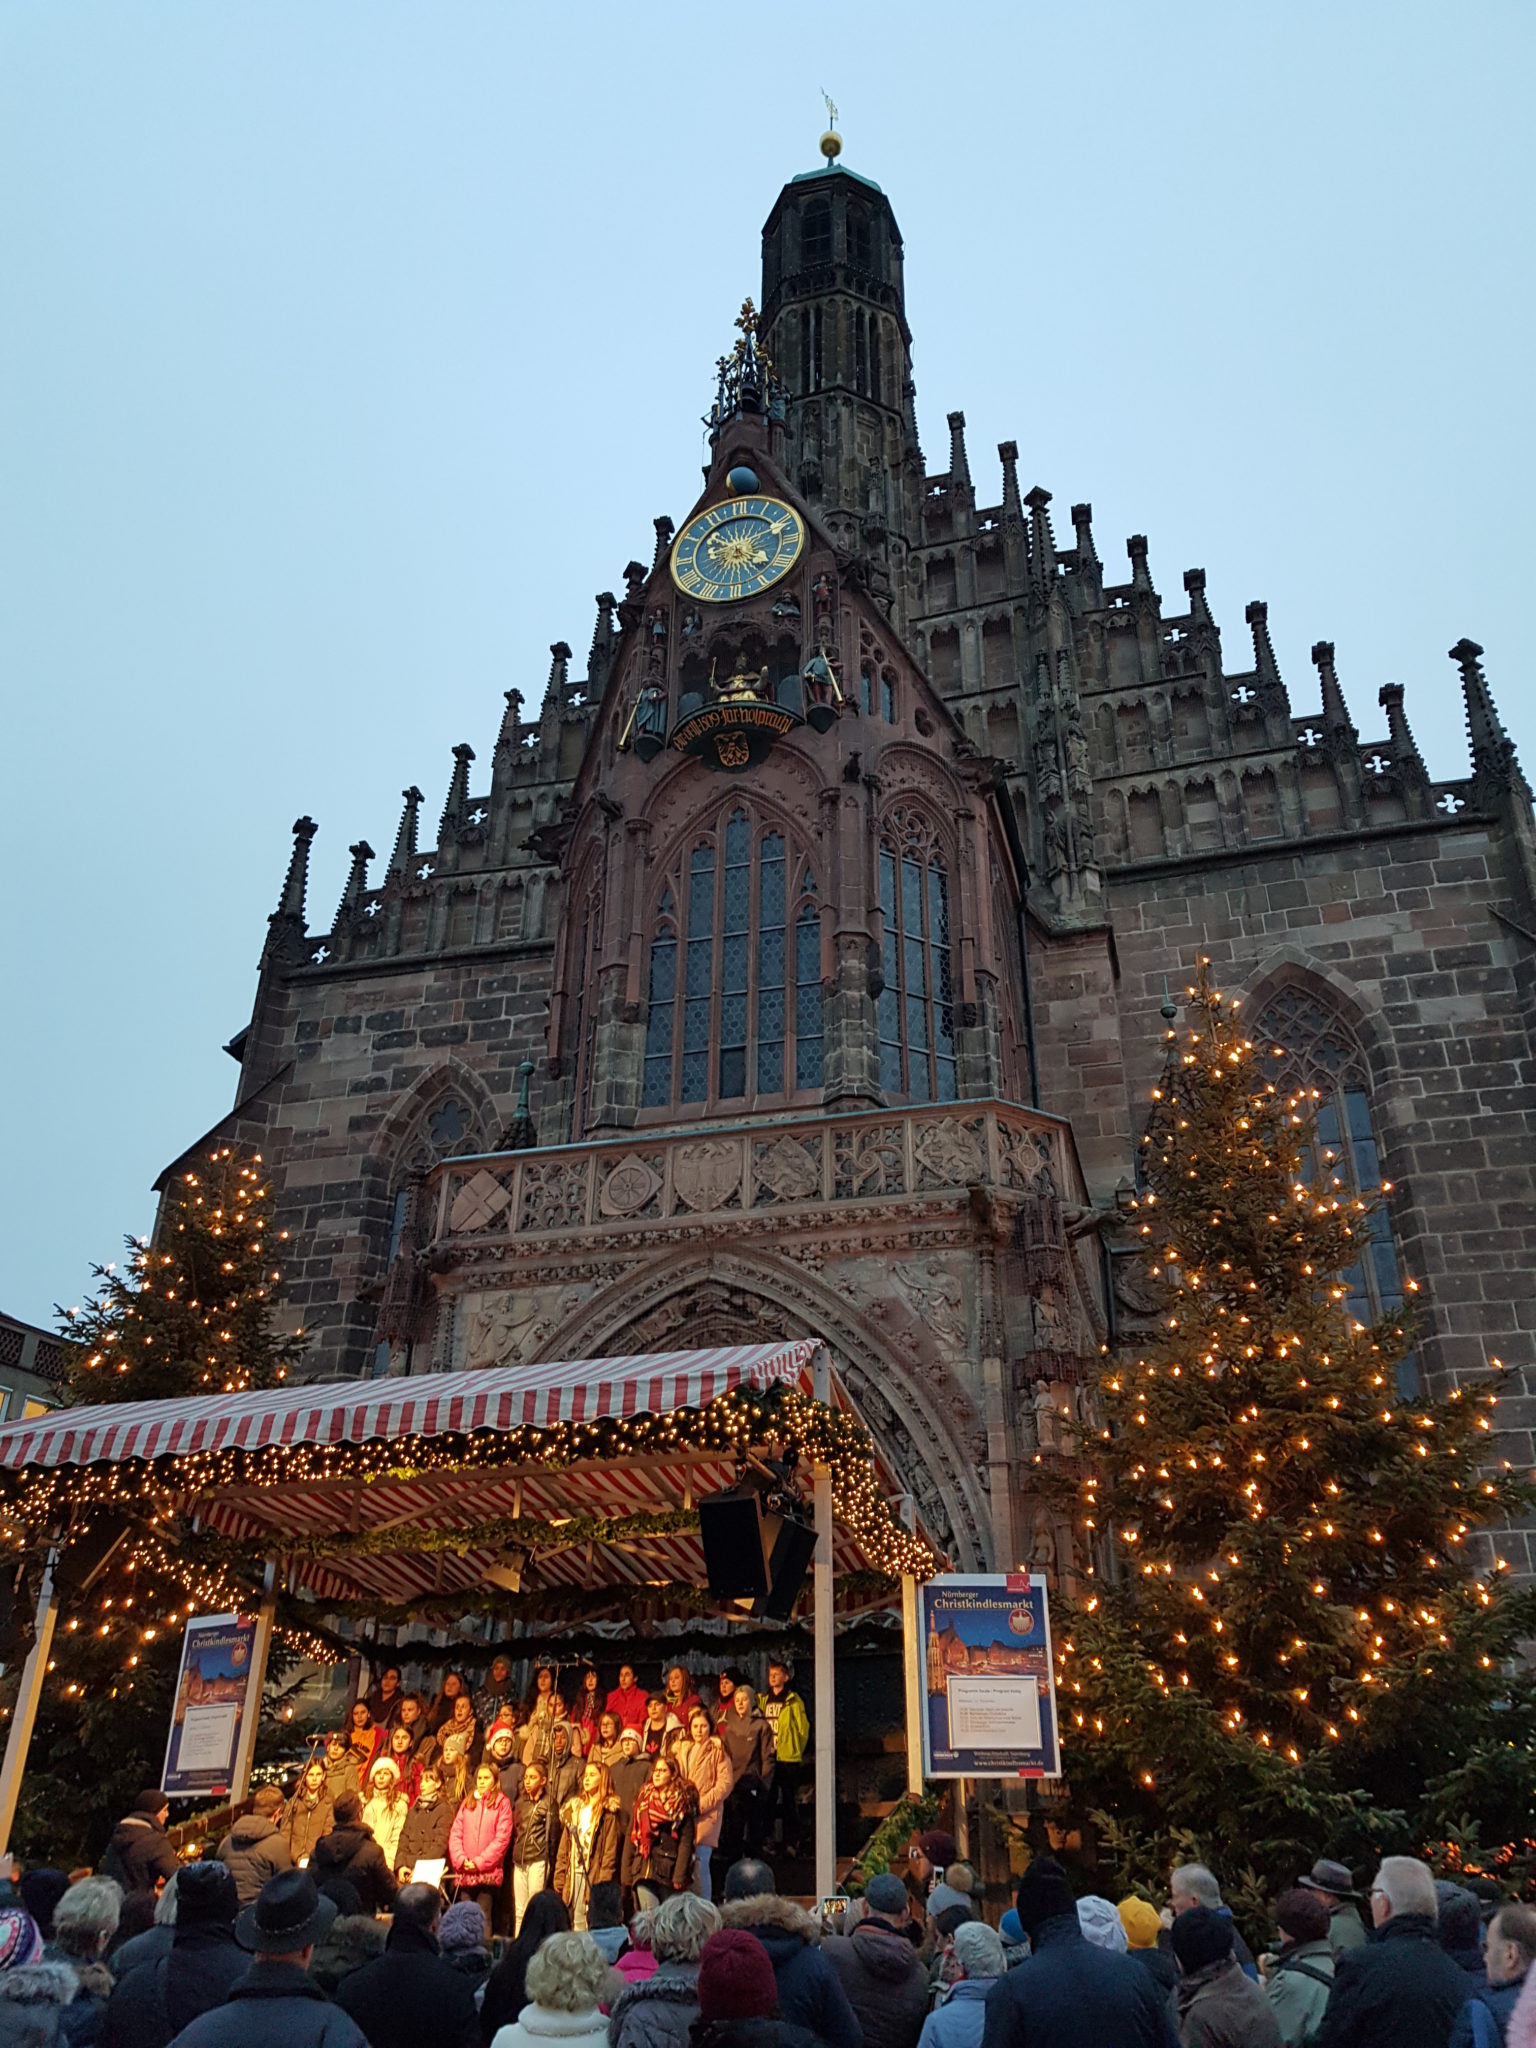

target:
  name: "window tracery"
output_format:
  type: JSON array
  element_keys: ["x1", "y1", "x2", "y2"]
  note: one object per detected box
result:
[
  {"x1": 878, "y1": 807, "x2": 957, "y2": 1104},
  {"x1": 642, "y1": 804, "x2": 823, "y2": 1111},
  {"x1": 1252, "y1": 985, "x2": 1415, "y2": 1393}
]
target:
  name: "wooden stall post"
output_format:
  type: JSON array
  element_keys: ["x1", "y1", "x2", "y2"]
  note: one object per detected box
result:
[
  {"x1": 811, "y1": 1345, "x2": 836, "y2": 1903},
  {"x1": 0, "y1": 1551, "x2": 60, "y2": 1855}
]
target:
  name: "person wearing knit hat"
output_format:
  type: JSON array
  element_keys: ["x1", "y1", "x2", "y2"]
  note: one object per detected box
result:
[
  {"x1": 691, "y1": 1926, "x2": 831, "y2": 2048},
  {"x1": 1077, "y1": 1894, "x2": 1129, "y2": 1954},
  {"x1": 105, "y1": 1861, "x2": 250, "y2": 2048},
  {"x1": 0, "y1": 1910, "x2": 44, "y2": 1974},
  {"x1": 1117, "y1": 1896, "x2": 1177, "y2": 1996},
  {"x1": 979, "y1": 1858, "x2": 1177, "y2": 2048},
  {"x1": 1171, "y1": 1907, "x2": 1281, "y2": 2047},
  {"x1": 915, "y1": 1920, "x2": 1006, "y2": 2048},
  {"x1": 0, "y1": 1907, "x2": 80, "y2": 2048}
]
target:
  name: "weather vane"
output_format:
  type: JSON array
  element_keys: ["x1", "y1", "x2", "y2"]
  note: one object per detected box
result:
[{"x1": 820, "y1": 90, "x2": 842, "y2": 163}]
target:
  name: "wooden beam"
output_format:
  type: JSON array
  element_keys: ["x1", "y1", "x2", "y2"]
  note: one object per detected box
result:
[{"x1": 0, "y1": 1553, "x2": 59, "y2": 1855}]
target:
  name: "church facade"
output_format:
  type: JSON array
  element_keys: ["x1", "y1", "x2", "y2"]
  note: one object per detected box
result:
[{"x1": 176, "y1": 150, "x2": 1536, "y2": 1577}]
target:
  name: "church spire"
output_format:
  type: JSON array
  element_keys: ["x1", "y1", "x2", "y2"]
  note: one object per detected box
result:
[
  {"x1": 1071, "y1": 503, "x2": 1100, "y2": 569},
  {"x1": 388, "y1": 786, "x2": 423, "y2": 879},
  {"x1": 588, "y1": 598, "x2": 617, "y2": 695},
  {"x1": 1026, "y1": 486, "x2": 1058, "y2": 596},
  {"x1": 998, "y1": 441, "x2": 1023, "y2": 524},
  {"x1": 947, "y1": 411, "x2": 972, "y2": 497},
  {"x1": 1451, "y1": 638, "x2": 1529, "y2": 800}
]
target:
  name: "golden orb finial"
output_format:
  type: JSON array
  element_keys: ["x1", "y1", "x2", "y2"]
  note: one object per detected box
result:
[{"x1": 819, "y1": 89, "x2": 841, "y2": 163}]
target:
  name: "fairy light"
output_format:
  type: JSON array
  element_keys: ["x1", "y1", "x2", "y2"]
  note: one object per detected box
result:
[{"x1": 1051, "y1": 963, "x2": 1530, "y2": 1808}]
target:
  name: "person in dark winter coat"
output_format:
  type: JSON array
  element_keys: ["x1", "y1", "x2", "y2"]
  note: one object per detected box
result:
[
  {"x1": 165, "y1": 1870, "x2": 368, "y2": 2048},
  {"x1": 1168, "y1": 1868, "x2": 1258, "y2": 1982},
  {"x1": 1454, "y1": 1901, "x2": 1535, "y2": 2047},
  {"x1": 824, "y1": 1877, "x2": 926, "y2": 2048},
  {"x1": 1438, "y1": 1885, "x2": 1490, "y2": 1993},
  {"x1": 1117, "y1": 1899, "x2": 1179, "y2": 1998},
  {"x1": 609, "y1": 1890, "x2": 721, "y2": 2048},
  {"x1": 99, "y1": 1799, "x2": 177, "y2": 1901},
  {"x1": 394, "y1": 1767, "x2": 457, "y2": 1884},
  {"x1": 1170, "y1": 1908, "x2": 1282, "y2": 2048},
  {"x1": 308, "y1": 1794, "x2": 397, "y2": 1916},
  {"x1": 978, "y1": 1858, "x2": 1177, "y2": 2048},
  {"x1": 49, "y1": 1882, "x2": 119, "y2": 2048},
  {"x1": 333, "y1": 1885, "x2": 480, "y2": 2048},
  {"x1": 1295, "y1": 1863, "x2": 1368, "y2": 1959},
  {"x1": 17, "y1": 1885, "x2": 67, "y2": 1953},
  {"x1": 0, "y1": 1907, "x2": 80, "y2": 2048},
  {"x1": 215, "y1": 1787, "x2": 294, "y2": 1908},
  {"x1": 308, "y1": 1915, "x2": 385, "y2": 2004},
  {"x1": 719, "y1": 1864, "x2": 859, "y2": 2048},
  {"x1": 479, "y1": 1892, "x2": 569, "y2": 2048},
  {"x1": 610, "y1": 1731, "x2": 651, "y2": 1842},
  {"x1": 621, "y1": 1761, "x2": 696, "y2": 1909},
  {"x1": 508, "y1": 1765, "x2": 551, "y2": 1937},
  {"x1": 1316, "y1": 1857, "x2": 1472, "y2": 2048},
  {"x1": 718, "y1": 1691, "x2": 775, "y2": 1864},
  {"x1": 435, "y1": 1904, "x2": 491, "y2": 1995},
  {"x1": 102, "y1": 1864, "x2": 247, "y2": 2048},
  {"x1": 689, "y1": 1928, "x2": 827, "y2": 2048}
]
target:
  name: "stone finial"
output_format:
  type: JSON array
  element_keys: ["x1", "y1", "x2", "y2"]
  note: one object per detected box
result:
[
  {"x1": 439, "y1": 743, "x2": 475, "y2": 839},
  {"x1": 496, "y1": 686, "x2": 524, "y2": 753},
  {"x1": 1071, "y1": 503, "x2": 1100, "y2": 568},
  {"x1": 1311, "y1": 640, "x2": 1357, "y2": 743},
  {"x1": 1378, "y1": 683, "x2": 1431, "y2": 801},
  {"x1": 1183, "y1": 567, "x2": 1211, "y2": 625},
  {"x1": 998, "y1": 441, "x2": 1023, "y2": 521},
  {"x1": 1245, "y1": 600, "x2": 1289, "y2": 711},
  {"x1": 589, "y1": 594, "x2": 617, "y2": 672},
  {"x1": 623, "y1": 560, "x2": 647, "y2": 607},
  {"x1": 274, "y1": 816, "x2": 317, "y2": 925},
  {"x1": 334, "y1": 839, "x2": 375, "y2": 923},
  {"x1": 947, "y1": 410, "x2": 971, "y2": 487},
  {"x1": 1127, "y1": 534, "x2": 1153, "y2": 593},
  {"x1": 1026, "y1": 485, "x2": 1057, "y2": 588},
  {"x1": 652, "y1": 516, "x2": 675, "y2": 572},
  {"x1": 1451, "y1": 638, "x2": 1529, "y2": 799},
  {"x1": 387, "y1": 787, "x2": 424, "y2": 878},
  {"x1": 545, "y1": 642, "x2": 573, "y2": 708}
]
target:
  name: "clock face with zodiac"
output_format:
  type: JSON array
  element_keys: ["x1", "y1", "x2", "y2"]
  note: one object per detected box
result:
[{"x1": 670, "y1": 492, "x2": 806, "y2": 604}]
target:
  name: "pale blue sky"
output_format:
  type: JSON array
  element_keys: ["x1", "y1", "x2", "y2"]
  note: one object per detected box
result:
[{"x1": 3, "y1": 3, "x2": 1532, "y2": 1325}]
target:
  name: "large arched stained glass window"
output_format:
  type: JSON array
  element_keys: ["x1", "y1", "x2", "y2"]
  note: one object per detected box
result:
[
  {"x1": 1252, "y1": 985, "x2": 1416, "y2": 1394},
  {"x1": 642, "y1": 805, "x2": 823, "y2": 1110},
  {"x1": 877, "y1": 809, "x2": 957, "y2": 1104}
]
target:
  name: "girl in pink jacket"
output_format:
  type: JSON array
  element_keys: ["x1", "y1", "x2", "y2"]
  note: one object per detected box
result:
[
  {"x1": 675, "y1": 1706, "x2": 733, "y2": 1901},
  {"x1": 449, "y1": 1761, "x2": 514, "y2": 1921}
]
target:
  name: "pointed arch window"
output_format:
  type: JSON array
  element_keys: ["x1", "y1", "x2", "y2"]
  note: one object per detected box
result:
[
  {"x1": 1253, "y1": 986, "x2": 1416, "y2": 1394},
  {"x1": 878, "y1": 812, "x2": 957, "y2": 1103},
  {"x1": 642, "y1": 805, "x2": 823, "y2": 1110}
]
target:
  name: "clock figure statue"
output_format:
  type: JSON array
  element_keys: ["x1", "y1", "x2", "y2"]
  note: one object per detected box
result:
[{"x1": 671, "y1": 493, "x2": 806, "y2": 604}]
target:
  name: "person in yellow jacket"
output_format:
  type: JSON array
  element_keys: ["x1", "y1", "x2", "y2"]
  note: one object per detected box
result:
[{"x1": 758, "y1": 1659, "x2": 810, "y2": 1854}]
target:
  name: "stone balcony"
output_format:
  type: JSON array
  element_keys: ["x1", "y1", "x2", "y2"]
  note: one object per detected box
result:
[{"x1": 422, "y1": 1098, "x2": 1090, "y2": 1258}]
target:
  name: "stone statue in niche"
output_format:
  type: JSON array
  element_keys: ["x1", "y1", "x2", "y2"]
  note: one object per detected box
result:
[
  {"x1": 681, "y1": 606, "x2": 703, "y2": 640},
  {"x1": 1029, "y1": 1510, "x2": 1059, "y2": 1581},
  {"x1": 893, "y1": 1258, "x2": 968, "y2": 1352},
  {"x1": 1032, "y1": 1377, "x2": 1079, "y2": 1454}
]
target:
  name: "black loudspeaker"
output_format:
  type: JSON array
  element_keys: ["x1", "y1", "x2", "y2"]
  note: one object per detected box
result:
[
  {"x1": 699, "y1": 1487, "x2": 773, "y2": 1602},
  {"x1": 759, "y1": 1513, "x2": 818, "y2": 1621}
]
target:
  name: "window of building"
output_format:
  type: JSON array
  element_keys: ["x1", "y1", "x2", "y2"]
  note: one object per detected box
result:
[
  {"x1": 1253, "y1": 986, "x2": 1416, "y2": 1394},
  {"x1": 643, "y1": 806, "x2": 823, "y2": 1110},
  {"x1": 849, "y1": 207, "x2": 873, "y2": 269},
  {"x1": 877, "y1": 811, "x2": 957, "y2": 1103},
  {"x1": 802, "y1": 200, "x2": 832, "y2": 266}
]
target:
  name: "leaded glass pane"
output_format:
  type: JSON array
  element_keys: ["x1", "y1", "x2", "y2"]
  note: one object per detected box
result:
[
  {"x1": 760, "y1": 929, "x2": 785, "y2": 985},
  {"x1": 686, "y1": 939, "x2": 713, "y2": 998},
  {"x1": 936, "y1": 1056, "x2": 958, "y2": 1102},
  {"x1": 642, "y1": 1058, "x2": 671, "y2": 1107},
  {"x1": 901, "y1": 853, "x2": 923, "y2": 938},
  {"x1": 688, "y1": 847, "x2": 715, "y2": 936},
  {"x1": 681, "y1": 1050, "x2": 707, "y2": 1101},
  {"x1": 879, "y1": 847, "x2": 896, "y2": 922},
  {"x1": 724, "y1": 862, "x2": 751, "y2": 930},
  {"x1": 684, "y1": 998, "x2": 710, "y2": 1053},
  {"x1": 649, "y1": 937, "x2": 675, "y2": 1003},
  {"x1": 720, "y1": 1047, "x2": 746, "y2": 1097},
  {"x1": 881, "y1": 676, "x2": 895, "y2": 722},
  {"x1": 723, "y1": 933, "x2": 749, "y2": 989},
  {"x1": 758, "y1": 988, "x2": 785, "y2": 1040},
  {"x1": 880, "y1": 1038, "x2": 904, "y2": 1093}
]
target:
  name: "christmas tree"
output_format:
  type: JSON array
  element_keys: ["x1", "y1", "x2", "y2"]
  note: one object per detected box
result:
[
  {"x1": 63, "y1": 1148, "x2": 304, "y2": 1404},
  {"x1": 1, "y1": 1150, "x2": 304, "y2": 1860},
  {"x1": 1054, "y1": 968, "x2": 1536, "y2": 1882}
]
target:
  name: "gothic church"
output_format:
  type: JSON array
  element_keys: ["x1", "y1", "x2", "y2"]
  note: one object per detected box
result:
[{"x1": 172, "y1": 145, "x2": 1536, "y2": 1576}]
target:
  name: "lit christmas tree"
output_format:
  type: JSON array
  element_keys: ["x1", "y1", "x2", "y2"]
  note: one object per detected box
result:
[
  {"x1": 1054, "y1": 967, "x2": 1536, "y2": 1877},
  {"x1": 62, "y1": 1149, "x2": 304, "y2": 1403},
  {"x1": 0, "y1": 1151, "x2": 305, "y2": 1860}
]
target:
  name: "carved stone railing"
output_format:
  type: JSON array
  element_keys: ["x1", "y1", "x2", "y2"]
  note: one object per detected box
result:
[{"x1": 425, "y1": 1099, "x2": 1084, "y2": 1250}]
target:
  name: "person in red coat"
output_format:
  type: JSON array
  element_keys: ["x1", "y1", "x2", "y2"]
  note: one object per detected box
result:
[
  {"x1": 448, "y1": 1762, "x2": 514, "y2": 1926},
  {"x1": 606, "y1": 1663, "x2": 649, "y2": 1731}
]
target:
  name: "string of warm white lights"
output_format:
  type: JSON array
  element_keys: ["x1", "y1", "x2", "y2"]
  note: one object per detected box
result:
[{"x1": 1044, "y1": 964, "x2": 1532, "y2": 1806}]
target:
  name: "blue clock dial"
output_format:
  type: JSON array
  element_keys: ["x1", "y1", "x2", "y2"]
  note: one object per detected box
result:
[{"x1": 670, "y1": 493, "x2": 806, "y2": 604}]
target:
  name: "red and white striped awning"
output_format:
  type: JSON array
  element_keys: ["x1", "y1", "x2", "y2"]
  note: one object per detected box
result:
[
  {"x1": 0, "y1": 1341, "x2": 818, "y2": 1473},
  {"x1": 0, "y1": 1341, "x2": 933, "y2": 1626}
]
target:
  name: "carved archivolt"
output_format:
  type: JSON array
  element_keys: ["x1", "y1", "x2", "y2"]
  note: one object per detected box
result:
[{"x1": 536, "y1": 1247, "x2": 990, "y2": 1568}]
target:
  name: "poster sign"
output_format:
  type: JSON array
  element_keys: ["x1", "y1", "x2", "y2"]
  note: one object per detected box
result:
[
  {"x1": 921, "y1": 1573, "x2": 1060, "y2": 1778},
  {"x1": 162, "y1": 1612, "x2": 260, "y2": 1797}
]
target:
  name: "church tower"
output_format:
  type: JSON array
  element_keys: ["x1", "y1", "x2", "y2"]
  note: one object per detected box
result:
[{"x1": 759, "y1": 127, "x2": 922, "y2": 619}]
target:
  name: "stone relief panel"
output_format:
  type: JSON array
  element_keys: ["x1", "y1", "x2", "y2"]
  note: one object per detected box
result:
[
  {"x1": 834, "y1": 1125, "x2": 906, "y2": 1198},
  {"x1": 518, "y1": 1160, "x2": 588, "y2": 1232},
  {"x1": 598, "y1": 1154, "x2": 664, "y2": 1220},
  {"x1": 462, "y1": 1283, "x2": 593, "y2": 1368},
  {"x1": 753, "y1": 1134, "x2": 822, "y2": 1206},
  {"x1": 448, "y1": 1167, "x2": 515, "y2": 1235},
  {"x1": 673, "y1": 1138, "x2": 744, "y2": 1213},
  {"x1": 913, "y1": 1117, "x2": 986, "y2": 1189}
]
